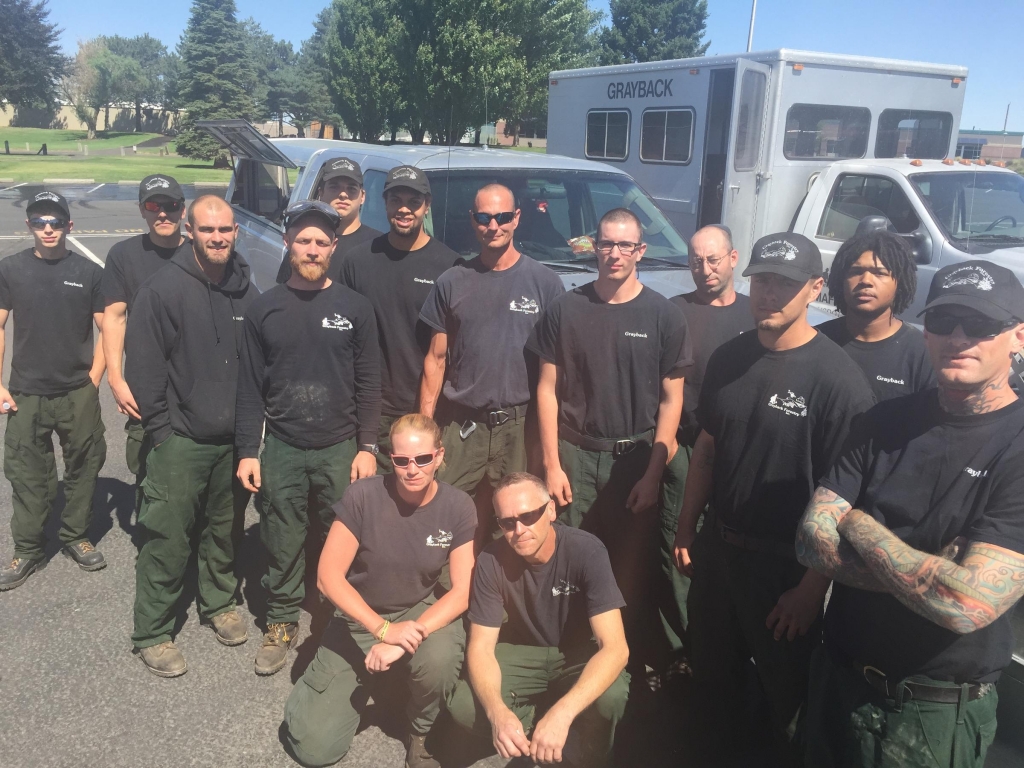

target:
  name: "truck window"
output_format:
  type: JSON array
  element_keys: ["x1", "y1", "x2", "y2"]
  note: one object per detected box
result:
[
  {"x1": 817, "y1": 174, "x2": 920, "y2": 241},
  {"x1": 586, "y1": 110, "x2": 630, "y2": 160},
  {"x1": 734, "y1": 69, "x2": 767, "y2": 171},
  {"x1": 783, "y1": 104, "x2": 870, "y2": 160},
  {"x1": 875, "y1": 109, "x2": 953, "y2": 159},
  {"x1": 640, "y1": 108, "x2": 694, "y2": 163},
  {"x1": 910, "y1": 171, "x2": 1024, "y2": 246}
]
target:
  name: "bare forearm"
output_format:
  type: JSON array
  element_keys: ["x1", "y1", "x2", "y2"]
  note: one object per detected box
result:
[
  {"x1": 318, "y1": 573, "x2": 384, "y2": 635},
  {"x1": 796, "y1": 487, "x2": 886, "y2": 592},
  {"x1": 552, "y1": 643, "x2": 628, "y2": 721},
  {"x1": 417, "y1": 587, "x2": 468, "y2": 634},
  {"x1": 645, "y1": 377, "x2": 683, "y2": 478},
  {"x1": 676, "y1": 432, "x2": 713, "y2": 535},
  {"x1": 538, "y1": 381, "x2": 561, "y2": 470},
  {"x1": 418, "y1": 353, "x2": 445, "y2": 418},
  {"x1": 90, "y1": 328, "x2": 106, "y2": 381},
  {"x1": 467, "y1": 645, "x2": 509, "y2": 719},
  {"x1": 102, "y1": 308, "x2": 127, "y2": 382}
]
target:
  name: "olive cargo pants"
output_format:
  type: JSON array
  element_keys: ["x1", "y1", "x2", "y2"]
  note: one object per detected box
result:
[
  {"x1": 5, "y1": 383, "x2": 106, "y2": 560},
  {"x1": 132, "y1": 434, "x2": 250, "y2": 648},
  {"x1": 284, "y1": 598, "x2": 464, "y2": 767},
  {"x1": 124, "y1": 418, "x2": 151, "y2": 513},
  {"x1": 448, "y1": 642, "x2": 631, "y2": 768},
  {"x1": 437, "y1": 410, "x2": 528, "y2": 497},
  {"x1": 259, "y1": 433, "x2": 356, "y2": 625},
  {"x1": 656, "y1": 443, "x2": 693, "y2": 660}
]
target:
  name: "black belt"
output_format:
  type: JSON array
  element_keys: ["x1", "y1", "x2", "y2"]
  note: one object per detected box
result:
[
  {"x1": 559, "y1": 424, "x2": 655, "y2": 457},
  {"x1": 446, "y1": 402, "x2": 528, "y2": 428},
  {"x1": 714, "y1": 516, "x2": 796, "y2": 559},
  {"x1": 855, "y1": 660, "x2": 989, "y2": 704}
]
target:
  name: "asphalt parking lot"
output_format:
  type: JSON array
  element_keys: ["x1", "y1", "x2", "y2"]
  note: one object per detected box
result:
[{"x1": 0, "y1": 184, "x2": 1019, "y2": 768}]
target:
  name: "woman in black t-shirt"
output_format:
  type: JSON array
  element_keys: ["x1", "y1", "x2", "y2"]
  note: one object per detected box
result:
[{"x1": 284, "y1": 414, "x2": 477, "y2": 768}]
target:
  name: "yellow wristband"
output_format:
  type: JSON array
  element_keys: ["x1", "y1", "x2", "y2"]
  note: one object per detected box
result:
[{"x1": 377, "y1": 620, "x2": 390, "y2": 642}]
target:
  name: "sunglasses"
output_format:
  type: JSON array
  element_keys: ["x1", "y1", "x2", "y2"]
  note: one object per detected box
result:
[
  {"x1": 595, "y1": 240, "x2": 642, "y2": 256},
  {"x1": 923, "y1": 311, "x2": 1019, "y2": 339},
  {"x1": 28, "y1": 217, "x2": 68, "y2": 231},
  {"x1": 495, "y1": 501, "x2": 549, "y2": 532},
  {"x1": 390, "y1": 452, "x2": 438, "y2": 468},
  {"x1": 471, "y1": 211, "x2": 516, "y2": 226},
  {"x1": 143, "y1": 200, "x2": 184, "y2": 213}
]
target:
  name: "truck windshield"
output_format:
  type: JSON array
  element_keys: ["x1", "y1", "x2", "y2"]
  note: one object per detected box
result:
[
  {"x1": 909, "y1": 171, "x2": 1024, "y2": 246},
  {"x1": 425, "y1": 170, "x2": 688, "y2": 263}
]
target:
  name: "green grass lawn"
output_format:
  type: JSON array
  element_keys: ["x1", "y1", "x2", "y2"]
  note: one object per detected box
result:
[
  {"x1": 0, "y1": 127, "x2": 166, "y2": 152},
  {"x1": 0, "y1": 154, "x2": 232, "y2": 183}
]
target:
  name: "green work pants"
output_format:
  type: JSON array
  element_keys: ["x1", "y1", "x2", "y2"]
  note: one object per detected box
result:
[
  {"x1": 656, "y1": 444, "x2": 693, "y2": 662},
  {"x1": 260, "y1": 434, "x2": 356, "y2": 625},
  {"x1": 125, "y1": 418, "x2": 151, "y2": 513},
  {"x1": 804, "y1": 646, "x2": 999, "y2": 768},
  {"x1": 284, "y1": 598, "x2": 465, "y2": 767},
  {"x1": 132, "y1": 433, "x2": 251, "y2": 648},
  {"x1": 687, "y1": 519, "x2": 820, "y2": 762},
  {"x1": 448, "y1": 642, "x2": 631, "y2": 768},
  {"x1": 5, "y1": 383, "x2": 106, "y2": 560}
]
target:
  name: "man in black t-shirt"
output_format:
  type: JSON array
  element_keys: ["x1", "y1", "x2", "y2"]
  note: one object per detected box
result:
[
  {"x1": 673, "y1": 233, "x2": 874, "y2": 763},
  {"x1": 448, "y1": 473, "x2": 630, "y2": 768},
  {"x1": 0, "y1": 191, "x2": 107, "y2": 591},
  {"x1": 528, "y1": 207, "x2": 690, "y2": 667},
  {"x1": 420, "y1": 184, "x2": 562, "y2": 529},
  {"x1": 274, "y1": 157, "x2": 381, "y2": 284},
  {"x1": 798, "y1": 260, "x2": 1024, "y2": 768},
  {"x1": 235, "y1": 201, "x2": 381, "y2": 676},
  {"x1": 341, "y1": 165, "x2": 460, "y2": 471},
  {"x1": 102, "y1": 175, "x2": 188, "y2": 499},
  {"x1": 819, "y1": 230, "x2": 936, "y2": 401}
]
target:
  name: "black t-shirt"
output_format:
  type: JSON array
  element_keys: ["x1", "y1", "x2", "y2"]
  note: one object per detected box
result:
[
  {"x1": 670, "y1": 291, "x2": 754, "y2": 439},
  {"x1": 469, "y1": 524, "x2": 625, "y2": 649},
  {"x1": 0, "y1": 249, "x2": 104, "y2": 395},
  {"x1": 235, "y1": 282, "x2": 382, "y2": 458},
  {"x1": 698, "y1": 331, "x2": 875, "y2": 543},
  {"x1": 818, "y1": 318, "x2": 937, "y2": 402},
  {"x1": 341, "y1": 235, "x2": 461, "y2": 416},
  {"x1": 274, "y1": 224, "x2": 382, "y2": 284},
  {"x1": 526, "y1": 283, "x2": 692, "y2": 439},
  {"x1": 334, "y1": 475, "x2": 477, "y2": 612},
  {"x1": 419, "y1": 254, "x2": 564, "y2": 410},
  {"x1": 102, "y1": 234, "x2": 187, "y2": 311},
  {"x1": 822, "y1": 392, "x2": 1024, "y2": 683}
]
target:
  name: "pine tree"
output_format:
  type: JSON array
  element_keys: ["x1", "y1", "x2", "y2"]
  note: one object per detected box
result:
[
  {"x1": 0, "y1": 0, "x2": 65, "y2": 110},
  {"x1": 174, "y1": 0, "x2": 256, "y2": 160},
  {"x1": 601, "y1": 0, "x2": 709, "y2": 65}
]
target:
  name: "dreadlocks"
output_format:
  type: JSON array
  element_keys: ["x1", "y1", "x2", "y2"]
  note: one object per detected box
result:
[{"x1": 828, "y1": 230, "x2": 918, "y2": 316}]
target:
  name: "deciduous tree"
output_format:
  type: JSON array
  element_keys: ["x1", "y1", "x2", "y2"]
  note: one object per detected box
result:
[
  {"x1": 601, "y1": 0, "x2": 709, "y2": 65},
  {"x1": 103, "y1": 34, "x2": 169, "y2": 132}
]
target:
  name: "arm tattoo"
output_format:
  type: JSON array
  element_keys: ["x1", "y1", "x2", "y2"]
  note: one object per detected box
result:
[
  {"x1": 838, "y1": 510, "x2": 1024, "y2": 634},
  {"x1": 796, "y1": 487, "x2": 886, "y2": 592}
]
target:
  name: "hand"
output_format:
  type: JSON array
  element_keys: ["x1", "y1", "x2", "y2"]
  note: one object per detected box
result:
[
  {"x1": 0, "y1": 386, "x2": 17, "y2": 413},
  {"x1": 530, "y1": 704, "x2": 572, "y2": 764},
  {"x1": 382, "y1": 620, "x2": 428, "y2": 654},
  {"x1": 765, "y1": 578, "x2": 827, "y2": 641},
  {"x1": 350, "y1": 450, "x2": 377, "y2": 483},
  {"x1": 626, "y1": 473, "x2": 660, "y2": 514},
  {"x1": 364, "y1": 642, "x2": 405, "y2": 673},
  {"x1": 490, "y1": 706, "x2": 531, "y2": 759},
  {"x1": 236, "y1": 458, "x2": 262, "y2": 493},
  {"x1": 672, "y1": 526, "x2": 696, "y2": 577},
  {"x1": 108, "y1": 377, "x2": 141, "y2": 419},
  {"x1": 545, "y1": 465, "x2": 573, "y2": 507}
]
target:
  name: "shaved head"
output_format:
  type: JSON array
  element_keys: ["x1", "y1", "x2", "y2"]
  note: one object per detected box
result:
[
  {"x1": 474, "y1": 183, "x2": 516, "y2": 211},
  {"x1": 188, "y1": 195, "x2": 234, "y2": 228}
]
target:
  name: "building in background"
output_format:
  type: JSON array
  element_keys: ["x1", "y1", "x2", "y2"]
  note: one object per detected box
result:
[{"x1": 956, "y1": 129, "x2": 1024, "y2": 160}]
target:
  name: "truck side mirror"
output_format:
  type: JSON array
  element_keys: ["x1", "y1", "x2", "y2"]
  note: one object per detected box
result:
[
  {"x1": 904, "y1": 229, "x2": 933, "y2": 265},
  {"x1": 855, "y1": 215, "x2": 891, "y2": 235}
]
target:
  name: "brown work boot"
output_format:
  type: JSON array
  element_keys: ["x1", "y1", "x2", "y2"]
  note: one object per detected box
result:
[
  {"x1": 209, "y1": 609, "x2": 248, "y2": 646},
  {"x1": 135, "y1": 641, "x2": 187, "y2": 678},
  {"x1": 405, "y1": 733, "x2": 440, "y2": 768},
  {"x1": 254, "y1": 622, "x2": 298, "y2": 676},
  {"x1": 63, "y1": 541, "x2": 106, "y2": 571}
]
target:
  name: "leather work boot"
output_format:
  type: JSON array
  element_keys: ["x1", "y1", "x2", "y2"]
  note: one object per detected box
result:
[
  {"x1": 405, "y1": 733, "x2": 440, "y2": 768},
  {"x1": 210, "y1": 610, "x2": 248, "y2": 646},
  {"x1": 63, "y1": 541, "x2": 107, "y2": 571},
  {"x1": 254, "y1": 622, "x2": 299, "y2": 676},
  {"x1": 136, "y1": 641, "x2": 187, "y2": 678},
  {"x1": 0, "y1": 556, "x2": 46, "y2": 591}
]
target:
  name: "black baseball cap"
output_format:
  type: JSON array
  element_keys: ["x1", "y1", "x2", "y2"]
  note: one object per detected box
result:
[
  {"x1": 139, "y1": 174, "x2": 185, "y2": 203},
  {"x1": 283, "y1": 200, "x2": 342, "y2": 232},
  {"x1": 383, "y1": 165, "x2": 431, "y2": 197},
  {"x1": 918, "y1": 260, "x2": 1024, "y2": 322},
  {"x1": 742, "y1": 232, "x2": 823, "y2": 282},
  {"x1": 322, "y1": 157, "x2": 363, "y2": 186},
  {"x1": 26, "y1": 190, "x2": 70, "y2": 219}
]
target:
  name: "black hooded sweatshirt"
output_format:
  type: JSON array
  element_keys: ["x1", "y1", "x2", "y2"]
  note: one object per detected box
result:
[{"x1": 125, "y1": 245, "x2": 258, "y2": 445}]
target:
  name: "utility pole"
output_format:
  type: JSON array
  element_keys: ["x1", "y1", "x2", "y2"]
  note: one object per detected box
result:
[
  {"x1": 999, "y1": 103, "x2": 1010, "y2": 161},
  {"x1": 747, "y1": 0, "x2": 758, "y2": 52}
]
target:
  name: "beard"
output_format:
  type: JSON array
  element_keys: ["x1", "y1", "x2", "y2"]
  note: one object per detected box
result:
[
  {"x1": 290, "y1": 250, "x2": 331, "y2": 282},
  {"x1": 389, "y1": 217, "x2": 422, "y2": 238},
  {"x1": 194, "y1": 237, "x2": 232, "y2": 265},
  {"x1": 757, "y1": 317, "x2": 785, "y2": 331}
]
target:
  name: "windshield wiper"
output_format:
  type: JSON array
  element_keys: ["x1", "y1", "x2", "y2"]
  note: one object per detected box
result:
[{"x1": 964, "y1": 233, "x2": 1024, "y2": 243}]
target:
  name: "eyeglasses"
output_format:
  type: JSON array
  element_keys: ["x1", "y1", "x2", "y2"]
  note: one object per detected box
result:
[
  {"x1": 595, "y1": 240, "x2": 642, "y2": 255},
  {"x1": 495, "y1": 501, "x2": 549, "y2": 532},
  {"x1": 28, "y1": 217, "x2": 68, "y2": 231},
  {"x1": 143, "y1": 200, "x2": 183, "y2": 214},
  {"x1": 471, "y1": 211, "x2": 516, "y2": 226},
  {"x1": 689, "y1": 255, "x2": 726, "y2": 271},
  {"x1": 923, "y1": 311, "x2": 1020, "y2": 339},
  {"x1": 390, "y1": 451, "x2": 438, "y2": 468}
]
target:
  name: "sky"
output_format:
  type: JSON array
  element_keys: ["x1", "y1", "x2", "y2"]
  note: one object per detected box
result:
[{"x1": 48, "y1": 0, "x2": 1024, "y2": 132}]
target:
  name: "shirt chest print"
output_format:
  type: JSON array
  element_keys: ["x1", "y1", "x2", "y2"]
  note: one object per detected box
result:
[
  {"x1": 509, "y1": 296, "x2": 539, "y2": 314},
  {"x1": 322, "y1": 314, "x2": 353, "y2": 331},
  {"x1": 551, "y1": 579, "x2": 580, "y2": 597},
  {"x1": 425, "y1": 529, "x2": 453, "y2": 548},
  {"x1": 768, "y1": 390, "x2": 808, "y2": 417}
]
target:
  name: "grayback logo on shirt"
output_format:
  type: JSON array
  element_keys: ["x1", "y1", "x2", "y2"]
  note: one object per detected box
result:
[
  {"x1": 768, "y1": 390, "x2": 808, "y2": 417},
  {"x1": 624, "y1": 330, "x2": 648, "y2": 338},
  {"x1": 425, "y1": 529, "x2": 453, "y2": 547},
  {"x1": 63, "y1": 280, "x2": 83, "y2": 288},
  {"x1": 965, "y1": 467, "x2": 989, "y2": 478},
  {"x1": 876, "y1": 375, "x2": 905, "y2": 386},
  {"x1": 942, "y1": 265, "x2": 995, "y2": 292},
  {"x1": 414, "y1": 277, "x2": 434, "y2": 285},
  {"x1": 761, "y1": 240, "x2": 799, "y2": 261},
  {"x1": 509, "y1": 296, "x2": 539, "y2": 314},
  {"x1": 551, "y1": 579, "x2": 580, "y2": 597},
  {"x1": 145, "y1": 177, "x2": 171, "y2": 191},
  {"x1": 322, "y1": 313, "x2": 353, "y2": 331}
]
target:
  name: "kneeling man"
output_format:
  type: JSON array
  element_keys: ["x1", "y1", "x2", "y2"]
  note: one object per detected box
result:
[{"x1": 449, "y1": 472, "x2": 630, "y2": 767}]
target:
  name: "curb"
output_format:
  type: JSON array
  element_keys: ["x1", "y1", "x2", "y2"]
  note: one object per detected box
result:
[
  {"x1": 0, "y1": 178, "x2": 14, "y2": 184},
  {"x1": 118, "y1": 180, "x2": 142, "y2": 185},
  {"x1": 42, "y1": 178, "x2": 95, "y2": 184},
  {"x1": 192, "y1": 181, "x2": 229, "y2": 187}
]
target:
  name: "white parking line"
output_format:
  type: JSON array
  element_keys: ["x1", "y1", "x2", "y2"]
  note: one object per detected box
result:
[
  {"x1": 0, "y1": 234, "x2": 136, "y2": 240},
  {"x1": 87, "y1": 183, "x2": 105, "y2": 194},
  {"x1": 1, "y1": 182, "x2": 26, "y2": 191},
  {"x1": 66, "y1": 236, "x2": 106, "y2": 267}
]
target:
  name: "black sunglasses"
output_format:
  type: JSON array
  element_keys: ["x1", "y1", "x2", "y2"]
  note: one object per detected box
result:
[
  {"x1": 471, "y1": 211, "x2": 516, "y2": 226},
  {"x1": 390, "y1": 452, "x2": 437, "y2": 468},
  {"x1": 143, "y1": 200, "x2": 184, "y2": 213},
  {"x1": 923, "y1": 311, "x2": 1019, "y2": 339},
  {"x1": 495, "y1": 501, "x2": 549, "y2": 532},
  {"x1": 28, "y1": 217, "x2": 68, "y2": 231}
]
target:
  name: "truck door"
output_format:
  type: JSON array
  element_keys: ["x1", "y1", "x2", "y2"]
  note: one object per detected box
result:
[{"x1": 722, "y1": 60, "x2": 771, "y2": 268}]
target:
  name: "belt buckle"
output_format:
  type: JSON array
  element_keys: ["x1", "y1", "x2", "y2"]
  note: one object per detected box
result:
[
  {"x1": 488, "y1": 410, "x2": 510, "y2": 427},
  {"x1": 613, "y1": 439, "x2": 636, "y2": 457}
]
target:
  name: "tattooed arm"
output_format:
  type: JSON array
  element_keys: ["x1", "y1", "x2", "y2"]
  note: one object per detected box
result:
[
  {"x1": 796, "y1": 487, "x2": 887, "y2": 592},
  {"x1": 838, "y1": 509, "x2": 1024, "y2": 634}
]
